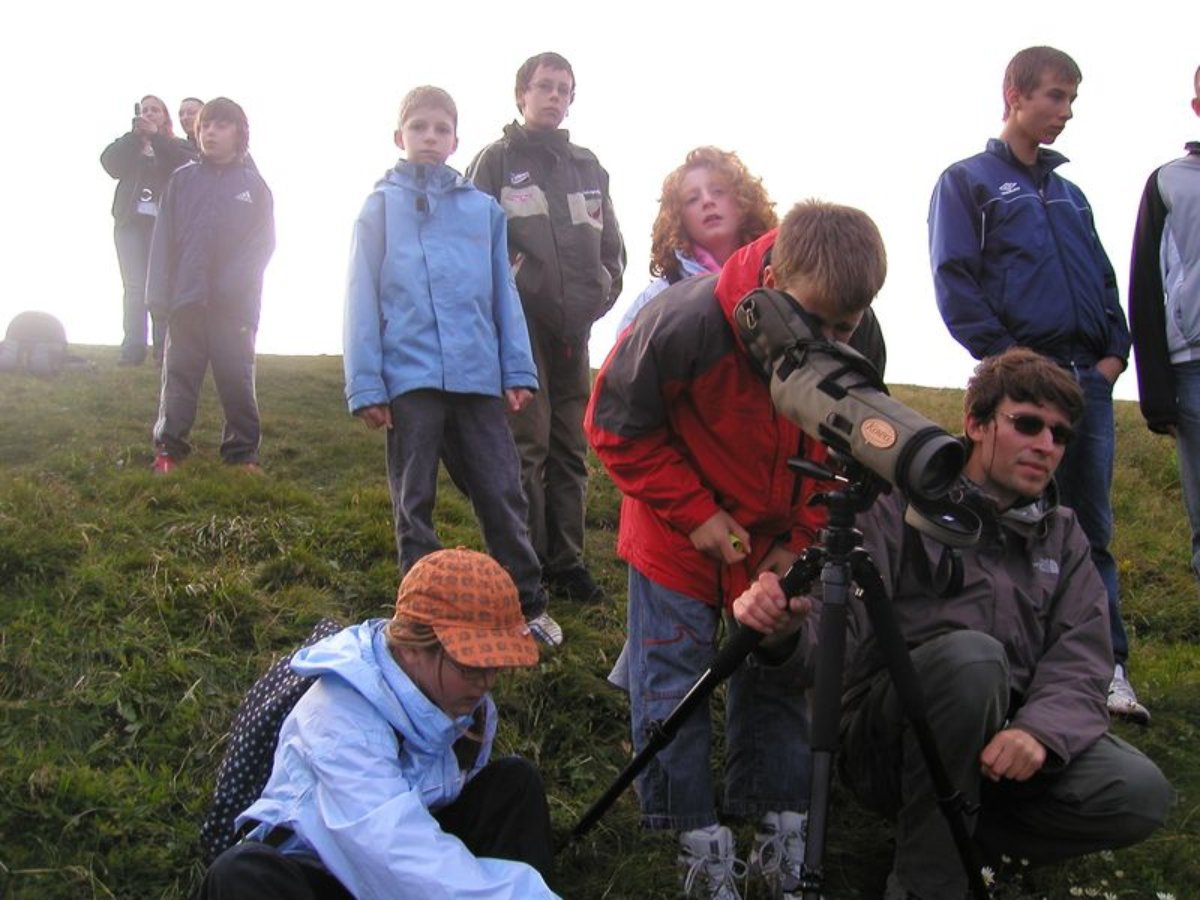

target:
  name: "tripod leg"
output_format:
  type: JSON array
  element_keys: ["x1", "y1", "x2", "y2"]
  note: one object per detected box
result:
[
  {"x1": 799, "y1": 561, "x2": 852, "y2": 900},
  {"x1": 568, "y1": 553, "x2": 824, "y2": 845},
  {"x1": 849, "y1": 550, "x2": 993, "y2": 900}
]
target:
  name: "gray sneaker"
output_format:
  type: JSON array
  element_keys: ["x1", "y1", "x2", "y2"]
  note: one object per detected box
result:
[
  {"x1": 526, "y1": 611, "x2": 563, "y2": 647},
  {"x1": 749, "y1": 810, "x2": 807, "y2": 898},
  {"x1": 1107, "y1": 664, "x2": 1150, "y2": 725},
  {"x1": 678, "y1": 825, "x2": 747, "y2": 899}
]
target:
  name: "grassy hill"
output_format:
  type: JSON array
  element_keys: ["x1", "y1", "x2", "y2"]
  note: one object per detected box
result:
[{"x1": 1, "y1": 349, "x2": 1196, "y2": 899}]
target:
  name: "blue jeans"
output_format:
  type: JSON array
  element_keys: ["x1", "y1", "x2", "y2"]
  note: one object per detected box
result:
[
  {"x1": 113, "y1": 217, "x2": 165, "y2": 362},
  {"x1": 1055, "y1": 366, "x2": 1128, "y2": 665},
  {"x1": 616, "y1": 567, "x2": 811, "y2": 830},
  {"x1": 1172, "y1": 360, "x2": 1200, "y2": 576}
]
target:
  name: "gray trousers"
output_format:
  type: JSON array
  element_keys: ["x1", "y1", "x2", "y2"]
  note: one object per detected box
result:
[
  {"x1": 508, "y1": 324, "x2": 591, "y2": 575},
  {"x1": 840, "y1": 631, "x2": 1171, "y2": 900},
  {"x1": 387, "y1": 390, "x2": 546, "y2": 618},
  {"x1": 154, "y1": 303, "x2": 260, "y2": 463}
]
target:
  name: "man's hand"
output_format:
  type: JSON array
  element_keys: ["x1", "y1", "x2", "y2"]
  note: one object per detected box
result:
[
  {"x1": 979, "y1": 727, "x2": 1046, "y2": 782},
  {"x1": 1095, "y1": 356, "x2": 1124, "y2": 385},
  {"x1": 688, "y1": 510, "x2": 750, "y2": 564},
  {"x1": 732, "y1": 571, "x2": 813, "y2": 637},
  {"x1": 355, "y1": 404, "x2": 392, "y2": 430},
  {"x1": 505, "y1": 388, "x2": 532, "y2": 413}
]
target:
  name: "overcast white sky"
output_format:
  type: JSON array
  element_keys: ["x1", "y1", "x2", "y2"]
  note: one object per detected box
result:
[{"x1": 2, "y1": 0, "x2": 1197, "y2": 402}]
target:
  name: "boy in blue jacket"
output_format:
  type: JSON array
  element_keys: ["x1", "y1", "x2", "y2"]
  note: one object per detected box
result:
[
  {"x1": 343, "y1": 86, "x2": 560, "y2": 647},
  {"x1": 149, "y1": 97, "x2": 274, "y2": 471}
]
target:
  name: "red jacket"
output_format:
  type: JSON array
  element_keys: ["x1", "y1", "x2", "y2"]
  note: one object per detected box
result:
[{"x1": 586, "y1": 232, "x2": 830, "y2": 607}]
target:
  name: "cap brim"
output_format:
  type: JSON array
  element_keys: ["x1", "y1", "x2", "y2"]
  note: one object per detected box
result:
[{"x1": 436, "y1": 623, "x2": 539, "y2": 668}]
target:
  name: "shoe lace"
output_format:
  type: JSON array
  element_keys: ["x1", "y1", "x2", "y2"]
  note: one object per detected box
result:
[
  {"x1": 682, "y1": 847, "x2": 748, "y2": 899},
  {"x1": 755, "y1": 827, "x2": 805, "y2": 885}
]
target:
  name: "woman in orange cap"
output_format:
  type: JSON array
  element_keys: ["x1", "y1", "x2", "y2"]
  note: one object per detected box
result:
[{"x1": 201, "y1": 547, "x2": 557, "y2": 899}]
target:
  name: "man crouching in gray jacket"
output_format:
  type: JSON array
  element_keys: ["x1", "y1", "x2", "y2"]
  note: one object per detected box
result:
[{"x1": 734, "y1": 347, "x2": 1172, "y2": 900}]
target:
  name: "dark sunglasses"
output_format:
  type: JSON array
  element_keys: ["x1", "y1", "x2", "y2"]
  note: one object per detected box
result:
[{"x1": 999, "y1": 411, "x2": 1074, "y2": 446}]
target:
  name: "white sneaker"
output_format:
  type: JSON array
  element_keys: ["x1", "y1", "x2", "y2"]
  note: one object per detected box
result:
[
  {"x1": 526, "y1": 611, "x2": 563, "y2": 647},
  {"x1": 1107, "y1": 664, "x2": 1150, "y2": 725},
  {"x1": 749, "y1": 810, "x2": 807, "y2": 899},
  {"x1": 678, "y1": 824, "x2": 747, "y2": 899}
]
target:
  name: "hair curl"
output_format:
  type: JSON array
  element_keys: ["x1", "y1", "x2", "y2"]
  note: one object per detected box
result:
[{"x1": 649, "y1": 147, "x2": 777, "y2": 280}]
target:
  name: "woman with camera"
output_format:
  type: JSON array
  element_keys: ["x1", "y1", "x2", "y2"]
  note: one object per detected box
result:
[{"x1": 100, "y1": 95, "x2": 195, "y2": 366}]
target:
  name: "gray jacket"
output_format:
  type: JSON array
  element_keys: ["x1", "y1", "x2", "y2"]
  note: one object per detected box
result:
[
  {"x1": 468, "y1": 123, "x2": 625, "y2": 341},
  {"x1": 844, "y1": 481, "x2": 1112, "y2": 768}
]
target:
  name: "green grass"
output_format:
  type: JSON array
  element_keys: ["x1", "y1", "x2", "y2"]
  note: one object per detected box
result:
[{"x1": 1, "y1": 349, "x2": 1196, "y2": 898}]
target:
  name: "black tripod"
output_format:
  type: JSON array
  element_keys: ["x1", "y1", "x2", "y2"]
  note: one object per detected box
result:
[{"x1": 569, "y1": 460, "x2": 990, "y2": 900}]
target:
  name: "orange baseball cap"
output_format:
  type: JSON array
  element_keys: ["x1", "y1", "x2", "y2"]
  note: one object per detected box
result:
[{"x1": 395, "y1": 548, "x2": 538, "y2": 668}]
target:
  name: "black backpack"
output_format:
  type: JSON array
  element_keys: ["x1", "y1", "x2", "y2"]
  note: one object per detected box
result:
[{"x1": 199, "y1": 617, "x2": 343, "y2": 863}]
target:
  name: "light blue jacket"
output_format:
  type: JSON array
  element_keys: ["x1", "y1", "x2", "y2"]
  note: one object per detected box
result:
[
  {"x1": 616, "y1": 250, "x2": 715, "y2": 333},
  {"x1": 238, "y1": 621, "x2": 558, "y2": 899},
  {"x1": 343, "y1": 161, "x2": 538, "y2": 413}
]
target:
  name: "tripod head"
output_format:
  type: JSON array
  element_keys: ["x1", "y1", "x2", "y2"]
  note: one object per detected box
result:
[{"x1": 791, "y1": 449, "x2": 981, "y2": 552}]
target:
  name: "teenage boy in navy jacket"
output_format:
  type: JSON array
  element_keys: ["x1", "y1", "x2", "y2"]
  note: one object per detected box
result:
[
  {"x1": 149, "y1": 97, "x2": 274, "y2": 472},
  {"x1": 927, "y1": 46, "x2": 1147, "y2": 723}
]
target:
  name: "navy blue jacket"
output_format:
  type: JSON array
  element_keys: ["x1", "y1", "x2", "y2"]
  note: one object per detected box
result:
[
  {"x1": 147, "y1": 158, "x2": 275, "y2": 326},
  {"x1": 929, "y1": 139, "x2": 1129, "y2": 366}
]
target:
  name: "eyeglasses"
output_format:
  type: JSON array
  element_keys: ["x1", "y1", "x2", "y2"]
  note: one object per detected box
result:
[
  {"x1": 530, "y1": 80, "x2": 572, "y2": 99},
  {"x1": 444, "y1": 654, "x2": 498, "y2": 685},
  {"x1": 999, "y1": 411, "x2": 1074, "y2": 446}
]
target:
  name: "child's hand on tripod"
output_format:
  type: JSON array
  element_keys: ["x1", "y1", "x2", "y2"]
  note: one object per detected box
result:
[{"x1": 733, "y1": 571, "x2": 812, "y2": 638}]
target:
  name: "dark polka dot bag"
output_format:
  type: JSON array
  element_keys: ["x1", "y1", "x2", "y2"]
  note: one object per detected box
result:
[{"x1": 198, "y1": 617, "x2": 343, "y2": 863}]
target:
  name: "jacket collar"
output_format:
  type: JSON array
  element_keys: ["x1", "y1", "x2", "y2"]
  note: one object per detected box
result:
[
  {"x1": 953, "y1": 473, "x2": 1059, "y2": 543},
  {"x1": 715, "y1": 228, "x2": 777, "y2": 338},
  {"x1": 503, "y1": 120, "x2": 571, "y2": 145},
  {"x1": 385, "y1": 159, "x2": 464, "y2": 193},
  {"x1": 986, "y1": 137, "x2": 1069, "y2": 182}
]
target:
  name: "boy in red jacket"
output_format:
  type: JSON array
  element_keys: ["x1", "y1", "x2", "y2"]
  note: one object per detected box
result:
[{"x1": 586, "y1": 200, "x2": 887, "y2": 899}]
